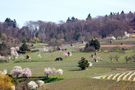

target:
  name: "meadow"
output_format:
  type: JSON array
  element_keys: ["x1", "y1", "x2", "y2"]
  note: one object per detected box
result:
[{"x1": 1, "y1": 38, "x2": 135, "y2": 90}]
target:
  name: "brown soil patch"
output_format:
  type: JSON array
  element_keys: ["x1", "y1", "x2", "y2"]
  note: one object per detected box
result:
[{"x1": 101, "y1": 45, "x2": 135, "y2": 48}]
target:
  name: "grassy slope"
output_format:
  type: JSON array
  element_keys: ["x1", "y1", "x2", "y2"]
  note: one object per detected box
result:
[
  {"x1": 1, "y1": 38, "x2": 135, "y2": 90},
  {"x1": 42, "y1": 78, "x2": 135, "y2": 90}
]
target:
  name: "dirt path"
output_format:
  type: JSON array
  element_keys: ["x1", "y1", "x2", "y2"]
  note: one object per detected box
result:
[{"x1": 101, "y1": 45, "x2": 135, "y2": 48}]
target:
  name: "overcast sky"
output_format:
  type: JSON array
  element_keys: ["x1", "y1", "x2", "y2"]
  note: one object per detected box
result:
[{"x1": 0, "y1": 0, "x2": 135, "y2": 27}]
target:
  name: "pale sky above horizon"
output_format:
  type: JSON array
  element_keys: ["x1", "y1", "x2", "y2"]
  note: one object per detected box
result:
[{"x1": 0, "y1": 0, "x2": 135, "y2": 27}]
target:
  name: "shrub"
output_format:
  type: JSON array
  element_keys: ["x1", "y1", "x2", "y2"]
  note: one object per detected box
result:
[
  {"x1": 0, "y1": 72, "x2": 14, "y2": 90},
  {"x1": 28, "y1": 81, "x2": 38, "y2": 90},
  {"x1": 55, "y1": 57, "x2": 63, "y2": 61},
  {"x1": 28, "y1": 80, "x2": 45, "y2": 90},
  {"x1": 78, "y1": 57, "x2": 89, "y2": 70},
  {"x1": 19, "y1": 42, "x2": 30, "y2": 54},
  {"x1": 36, "y1": 80, "x2": 44, "y2": 87}
]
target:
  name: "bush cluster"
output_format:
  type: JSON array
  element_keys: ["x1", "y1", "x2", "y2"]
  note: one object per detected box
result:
[{"x1": 84, "y1": 38, "x2": 100, "y2": 52}]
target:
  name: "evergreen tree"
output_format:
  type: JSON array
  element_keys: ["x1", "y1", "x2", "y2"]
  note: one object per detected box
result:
[
  {"x1": 121, "y1": 10, "x2": 124, "y2": 14},
  {"x1": 66, "y1": 17, "x2": 71, "y2": 23},
  {"x1": 19, "y1": 42, "x2": 30, "y2": 53},
  {"x1": 4, "y1": 18, "x2": 17, "y2": 28},
  {"x1": 86, "y1": 13, "x2": 92, "y2": 20},
  {"x1": 78, "y1": 57, "x2": 89, "y2": 70},
  {"x1": 110, "y1": 12, "x2": 113, "y2": 16},
  {"x1": 71, "y1": 16, "x2": 76, "y2": 21}
]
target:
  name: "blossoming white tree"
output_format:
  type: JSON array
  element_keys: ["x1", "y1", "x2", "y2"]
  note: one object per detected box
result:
[
  {"x1": 44, "y1": 67, "x2": 63, "y2": 78},
  {"x1": 10, "y1": 47, "x2": 19, "y2": 59},
  {"x1": 11, "y1": 66, "x2": 23, "y2": 77},
  {"x1": 21, "y1": 68, "x2": 32, "y2": 78},
  {"x1": 28, "y1": 81, "x2": 38, "y2": 90},
  {"x1": 11, "y1": 66, "x2": 32, "y2": 78},
  {"x1": 44, "y1": 67, "x2": 54, "y2": 78},
  {"x1": 36, "y1": 80, "x2": 44, "y2": 87}
]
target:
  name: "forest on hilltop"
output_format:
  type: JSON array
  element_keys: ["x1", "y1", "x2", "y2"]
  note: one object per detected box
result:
[{"x1": 0, "y1": 11, "x2": 135, "y2": 46}]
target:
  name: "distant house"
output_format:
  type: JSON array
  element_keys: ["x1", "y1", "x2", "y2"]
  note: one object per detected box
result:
[{"x1": 124, "y1": 32, "x2": 130, "y2": 38}]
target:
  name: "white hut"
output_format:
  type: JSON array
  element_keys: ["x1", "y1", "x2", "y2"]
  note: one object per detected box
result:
[{"x1": 124, "y1": 32, "x2": 130, "y2": 38}]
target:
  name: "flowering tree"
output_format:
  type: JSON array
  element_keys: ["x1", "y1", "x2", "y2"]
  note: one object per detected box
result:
[
  {"x1": 44, "y1": 67, "x2": 63, "y2": 78},
  {"x1": 28, "y1": 81, "x2": 38, "y2": 90},
  {"x1": 21, "y1": 68, "x2": 32, "y2": 78},
  {"x1": 11, "y1": 66, "x2": 32, "y2": 78},
  {"x1": 11, "y1": 66, "x2": 23, "y2": 77},
  {"x1": 36, "y1": 80, "x2": 44, "y2": 87},
  {"x1": 28, "y1": 80, "x2": 45, "y2": 90},
  {"x1": 10, "y1": 47, "x2": 19, "y2": 59}
]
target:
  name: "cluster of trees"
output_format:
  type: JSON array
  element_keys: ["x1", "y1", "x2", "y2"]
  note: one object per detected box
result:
[
  {"x1": 21, "y1": 11, "x2": 135, "y2": 45},
  {"x1": 0, "y1": 11, "x2": 135, "y2": 47},
  {"x1": 84, "y1": 38, "x2": 100, "y2": 52}
]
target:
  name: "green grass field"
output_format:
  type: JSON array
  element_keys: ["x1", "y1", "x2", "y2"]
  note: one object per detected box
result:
[{"x1": 1, "y1": 38, "x2": 135, "y2": 90}]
